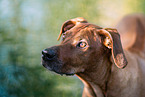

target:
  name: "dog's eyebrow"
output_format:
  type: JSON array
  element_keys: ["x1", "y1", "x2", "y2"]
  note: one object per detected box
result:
[
  {"x1": 61, "y1": 25, "x2": 89, "y2": 42},
  {"x1": 61, "y1": 24, "x2": 102, "y2": 44},
  {"x1": 62, "y1": 36, "x2": 73, "y2": 44}
]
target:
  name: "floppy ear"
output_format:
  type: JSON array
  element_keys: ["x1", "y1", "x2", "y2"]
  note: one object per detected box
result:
[
  {"x1": 99, "y1": 28, "x2": 128, "y2": 69},
  {"x1": 57, "y1": 17, "x2": 88, "y2": 40}
]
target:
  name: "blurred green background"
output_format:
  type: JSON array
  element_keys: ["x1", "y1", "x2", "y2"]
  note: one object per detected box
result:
[{"x1": 0, "y1": 0, "x2": 144, "y2": 97}]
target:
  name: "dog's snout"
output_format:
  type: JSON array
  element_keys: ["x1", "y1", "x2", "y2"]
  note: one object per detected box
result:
[{"x1": 42, "y1": 48, "x2": 56, "y2": 60}]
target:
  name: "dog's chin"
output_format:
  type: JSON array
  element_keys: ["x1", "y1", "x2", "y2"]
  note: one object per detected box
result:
[
  {"x1": 42, "y1": 62, "x2": 75, "y2": 76},
  {"x1": 47, "y1": 67, "x2": 75, "y2": 76},
  {"x1": 48, "y1": 67, "x2": 75, "y2": 76},
  {"x1": 54, "y1": 71, "x2": 75, "y2": 76}
]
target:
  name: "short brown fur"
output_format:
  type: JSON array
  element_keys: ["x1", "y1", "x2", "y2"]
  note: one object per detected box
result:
[{"x1": 42, "y1": 14, "x2": 145, "y2": 97}]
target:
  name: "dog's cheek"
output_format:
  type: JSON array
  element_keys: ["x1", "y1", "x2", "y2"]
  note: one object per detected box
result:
[
  {"x1": 58, "y1": 45, "x2": 88, "y2": 73},
  {"x1": 58, "y1": 55, "x2": 84, "y2": 74}
]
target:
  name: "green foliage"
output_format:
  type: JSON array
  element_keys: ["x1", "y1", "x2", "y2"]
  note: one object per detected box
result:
[{"x1": 0, "y1": 0, "x2": 144, "y2": 97}]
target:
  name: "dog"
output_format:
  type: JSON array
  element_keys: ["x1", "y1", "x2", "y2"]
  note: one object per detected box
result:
[{"x1": 41, "y1": 14, "x2": 145, "y2": 97}]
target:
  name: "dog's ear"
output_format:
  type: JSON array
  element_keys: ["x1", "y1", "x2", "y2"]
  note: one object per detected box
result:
[
  {"x1": 57, "y1": 17, "x2": 88, "y2": 40},
  {"x1": 99, "y1": 28, "x2": 128, "y2": 69}
]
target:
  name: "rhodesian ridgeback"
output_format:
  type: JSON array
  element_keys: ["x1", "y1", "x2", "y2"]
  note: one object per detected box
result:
[{"x1": 41, "y1": 14, "x2": 145, "y2": 97}]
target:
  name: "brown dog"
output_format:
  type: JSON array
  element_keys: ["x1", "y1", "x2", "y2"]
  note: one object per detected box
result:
[{"x1": 41, "y1": 15, "x2": 145, "y2": 97}]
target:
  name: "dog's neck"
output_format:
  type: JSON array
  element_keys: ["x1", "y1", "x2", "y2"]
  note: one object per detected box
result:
[{"x1": 76, "y1": 55, "x2": 112, "y2": 97}]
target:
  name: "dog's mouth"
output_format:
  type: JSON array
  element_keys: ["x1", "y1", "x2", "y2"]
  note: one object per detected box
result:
[{"x1": 41, "y1": 55, "x2": 75, "y2": 76}]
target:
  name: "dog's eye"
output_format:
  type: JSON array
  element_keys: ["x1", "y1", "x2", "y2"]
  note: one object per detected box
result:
[
  {"x1": 77, "y1": 42, "x2": 87, "y2": 48},
  {"x1": 62, "y1": 35, "x2": 65, "y2": 39},
  {"x1": 62, "y1": 33, "x2": 66, "y2": 40}
]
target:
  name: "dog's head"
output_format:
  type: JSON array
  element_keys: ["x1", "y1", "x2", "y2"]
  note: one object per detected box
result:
[{"x1": 41, "y1": 17, "x2": 127, "y2": 75}]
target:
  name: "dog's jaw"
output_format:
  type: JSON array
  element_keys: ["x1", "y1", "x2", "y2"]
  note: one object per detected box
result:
[{"x1": 41, "y1": 55, "x2": 77, "y2": 76}]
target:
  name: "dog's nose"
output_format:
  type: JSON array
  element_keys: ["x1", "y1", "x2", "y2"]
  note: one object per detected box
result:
[{"x1": 42, "y1": 48, "x2": 56, "y2": 60}]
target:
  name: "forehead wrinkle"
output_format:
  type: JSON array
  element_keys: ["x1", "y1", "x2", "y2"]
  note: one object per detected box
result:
[
  {"x1": 62, "y1": 25, "x2": 88, "y2": 43},
  {"x1": 74, "y1": 27, "x2": 97, "y2": 42},
  {"x1": 62, "y1": 32, "x2": 74, "y2": 43},
  {"x1": 83, "y1": 27, "x2": 101, "y2": 47},
  {"x1": 68, "y1": 23, "x2": 96, "y2": 38},
  {"x1": 62, "y1": 24, "x2": 100, "y2": 44},
  {"x1": 82, "y1": 27, "x2": 96, "y2": 39},
  {"x1": 62, "y1": 30, "x2": 82, "y2": 44}
]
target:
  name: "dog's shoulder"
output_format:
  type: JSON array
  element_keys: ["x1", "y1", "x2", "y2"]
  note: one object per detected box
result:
[{"x1": 116, "y1": 14, "x2": 145, "y2": 54}]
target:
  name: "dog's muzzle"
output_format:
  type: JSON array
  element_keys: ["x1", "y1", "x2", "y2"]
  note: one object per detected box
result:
[
  {"x1": 41, "y1": 47, "x2": 58, "y2": 69},
  {"x1": 41, "y1": 46, "x2": 75, "y2": 76},
  {"x1": 41, "y1": 46, "x2": 62, "y2": 71}
]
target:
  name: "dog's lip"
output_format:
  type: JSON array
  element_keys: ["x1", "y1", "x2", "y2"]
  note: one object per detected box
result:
[
  {"x1": 41, "y1": 54, "x2": 53, "y2": 61},
  {"x1": 44, "y1": 65, "x2": 75, "y2": 76},
  {"x1": 42, "y1": 62, "x2": 53, "y2": 71},
  {"x1": 43, "y1": 64, "x2": 75, "y2": 76},
  {"x1": 47, "y1": 67, "x2": 75, "y2": 76},
  {"x1": 56, "y1": 72, "x2": 75, "y2": 76},
  {"x1": 41, "y1": 57, "x2": 75, "y2": 76}
]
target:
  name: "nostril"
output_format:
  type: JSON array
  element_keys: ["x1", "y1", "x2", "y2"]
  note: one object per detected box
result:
[
  {"x1": 42, "y1": 49, "x2": 56, "y2": 60},
  {"x1": 42, "y1": 50, "x2": 47, "y2": 55}
]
